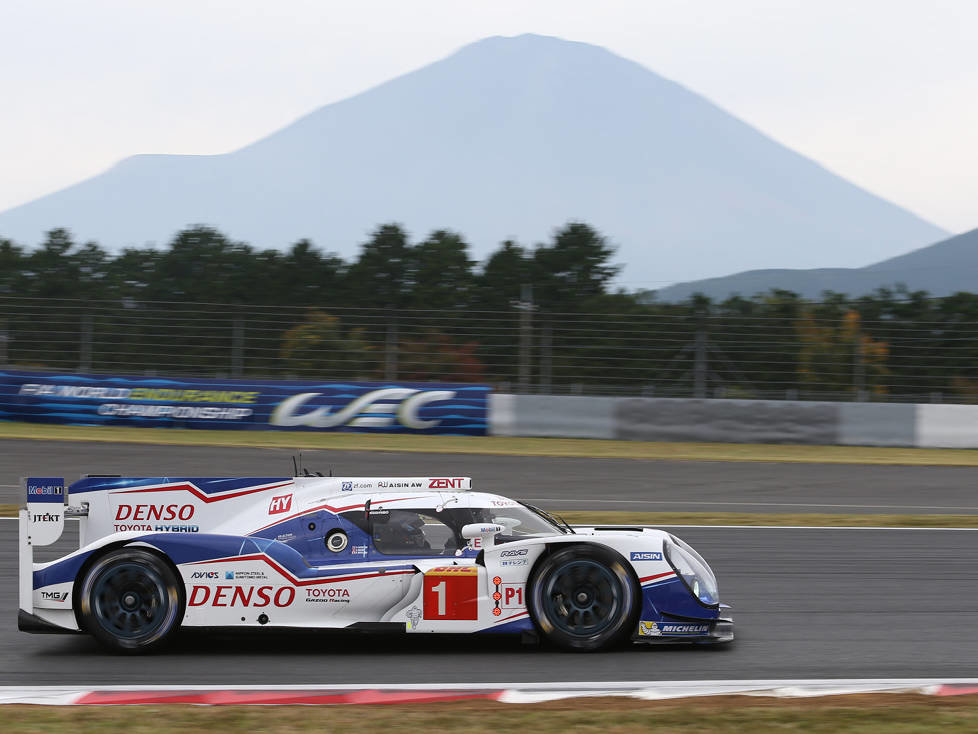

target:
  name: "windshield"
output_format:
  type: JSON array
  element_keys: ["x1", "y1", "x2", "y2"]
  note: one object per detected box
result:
[{"x1": 342, "y1": 503, "x2": 565, "y2": 556}]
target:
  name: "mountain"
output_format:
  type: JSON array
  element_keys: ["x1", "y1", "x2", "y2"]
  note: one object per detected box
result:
[
  {"x1": 654, "y1": 227, "x2": 978, "y2": 301},
  {"x1": 0, "y1": 34, "x2": 948, "y2": 286}
]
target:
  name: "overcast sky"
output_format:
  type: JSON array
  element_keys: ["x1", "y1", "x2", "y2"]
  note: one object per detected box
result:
[{"x1": 2, "y1": 0, "x2": 976, "y2": 237}]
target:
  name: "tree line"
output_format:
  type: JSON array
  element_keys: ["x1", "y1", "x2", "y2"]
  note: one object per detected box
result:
[
  {"x1": 0, "y1": 222, "x2": 621, "y2": 314},
  {"x1": 4, "y1": 223, "x2": 978, "y2": 400}
]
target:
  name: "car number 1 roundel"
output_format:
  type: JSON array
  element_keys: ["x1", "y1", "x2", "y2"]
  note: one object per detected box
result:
[{"x1": 423, "y1": 566, "x2": 479, "y2": 620}]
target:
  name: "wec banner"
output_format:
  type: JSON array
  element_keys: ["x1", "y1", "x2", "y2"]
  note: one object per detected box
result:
[{"x1": 0, "y1": 370, "x2": 489, "y2": 435}]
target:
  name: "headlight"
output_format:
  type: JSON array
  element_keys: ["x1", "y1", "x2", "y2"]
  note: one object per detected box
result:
[{"x1": 664, "y1": 537, "x2": 719, "y2": 607}]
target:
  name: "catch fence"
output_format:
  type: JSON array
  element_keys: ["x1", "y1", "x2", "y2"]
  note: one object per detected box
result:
[{"x1": 2, "y1": 296, "x2": 977, "y2": 403}]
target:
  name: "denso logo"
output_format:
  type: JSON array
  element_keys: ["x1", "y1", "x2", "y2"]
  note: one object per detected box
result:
[
  {"x1": 630, "y1": 551, "x2": 663, "y2": 562},
  {"x1": 429, "y1": 478, "x2": 466, "y2": 489},
  {"x1": 188, "y1": 585, "x2": 295, "y2": 607},
  {"x1": 115, "y1": 504, "x2": 195, "y2": 521},
  {"x1": 268, "y1": 494, "x2": 293, "y2": 514},
  {"x1": 269, "y1": 388, "x2": 456, "y2": 429}
]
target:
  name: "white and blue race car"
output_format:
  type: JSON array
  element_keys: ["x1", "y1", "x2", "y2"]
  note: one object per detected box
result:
[{"x1": 19, "y1": 474, "x2": 733, "y2": 653}]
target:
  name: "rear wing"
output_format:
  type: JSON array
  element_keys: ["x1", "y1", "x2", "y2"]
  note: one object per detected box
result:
[{"x1": 19, "y1": 477, "x2": 70, "y2": 617}]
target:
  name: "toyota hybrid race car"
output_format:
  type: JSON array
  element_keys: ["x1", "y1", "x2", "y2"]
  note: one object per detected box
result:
[{"x1": 19, "y1": 474, "x2": 733, "y2": 653}]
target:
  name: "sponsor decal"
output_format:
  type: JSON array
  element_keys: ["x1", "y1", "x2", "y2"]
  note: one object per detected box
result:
[
  {"x1": 31, "y1": 512, "x2": 61, "y2": 523},
  {"x1": 406, "y1": 606, "x2": 422, "y2": 630},
  {"x1": 188, "y1": 585, "x2": 295, "y2": 607},
  {"x1": 114, "y1": 523, "x2": 199, "y2": 533},
  {"x1": 276, "y1": 533, "x2": 296, "y2": 542},
  {"x1": 222, "y1": 570, "x2": 268, "y2": 580},
  {"x1": 115, "y1": 504, "x2": 195, "y2": 521},
  {"x1": 268, "y1": 494, "x2": 293, "y2": 515},
  {"x1": 501, "y1": 559, "x2": 527, "y2": 567},
  {"x1": 304, "y1": 587, "x2": 352, "y2": 603},
  {"x1": 490, "y1": 499, "x2": 517, "y2": 507},
  {"x1": 11, "y1": 373, "x2": 486, "y2": 435},
  {"x1": 630, "y1": 551, "x2": 664, "y2": 562},
  {"x1": 376, "y1": 481, "x2": 423, "y2": 489},
  {"x1": 428, "y1": 477, "x2": 466, "y2": 489},
  {"x1": 191, "y1": 571, "x2": 220, "y2": 579},
  {"x1": 500, "y1": 548, "x2": 528, "y2": 557},
  {"x1": 26, "y1": 480, "x2": 64, "y2": 499},
  {"x1": 40, "y1": 591, "x2": 69, "y2": 602},
  {"x1": 98, "y1": 404, "x2": 253, "y2": 420},
  {"x1": 659, "y1": 623, "x2": 709, "y2": 635},
  {"x1": 351, "y1": 545, "x2": 368, "y2": 556},
  {"x1": 270, "y1": 388, "x2": 456, "y2": 430},
  {"x1": 638, "y1": 621, "x2": 661, "y2": 637},
  {"x1": 341, "y1": 481, "x2": 353, "y2": 491},
  {"x1": 18, "y1": 384, "x2": 259, "y2": 403}
]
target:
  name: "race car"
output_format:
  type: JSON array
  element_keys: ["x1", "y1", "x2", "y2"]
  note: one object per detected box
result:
[{"x1": 18, "y1": 474, "x2": 733, "y2": 653}]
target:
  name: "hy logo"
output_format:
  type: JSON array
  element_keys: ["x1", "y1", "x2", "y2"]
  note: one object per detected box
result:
[
  {"x1": 268, "y1": 494, "x2": 293, "y2": 515},
  {"x1": 269, "y1": 388, "x2": 455, "y2": 429}
]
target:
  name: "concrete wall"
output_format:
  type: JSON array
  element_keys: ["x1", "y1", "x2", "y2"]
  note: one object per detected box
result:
[
  {"x1": 615, "y1": 398, "x2": 839, "y2": 445},
  {"x1": 493, "y1": 394, "x2": 978, "y2": 448},
  {"x1": 916, "y1": 404, "x2": 978, "y2": 448},
  {"x1": 492, "y1": 394, "x2": 616, "y2": 439}
]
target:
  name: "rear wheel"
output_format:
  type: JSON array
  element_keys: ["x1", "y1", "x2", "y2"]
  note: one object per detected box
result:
[
  {"x1": 528, "y1": 545, "x2": 639, "y2": 652},
  {"x1": 78, "y1": 548, "x2": 183, "y2": 653}
]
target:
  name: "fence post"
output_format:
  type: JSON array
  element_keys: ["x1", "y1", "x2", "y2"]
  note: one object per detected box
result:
[
  {"x1": 539, "y1": 315, "x2": 552, "y2": 395},
  {"x1": 79, "y1": 313, "x2": 93, "y2": 372},
  {"x1": 853, "y1": 338, "x2": 865, "y2": 400},
  {"x1": 385, "y1": 314, "x2": 398, "y2": 381},
  {"x1": 231, "y1": 314, "x2": 244, "y2": 378},
  {"x1": 517, "y1": 284, "x2": 533, "y2": 394},
  {"x1": 693, "y1": 316, "x2": 707, "y2": 399},
  {"x1": 0, "y1": 316, "x2": 7, "y2": 367}
]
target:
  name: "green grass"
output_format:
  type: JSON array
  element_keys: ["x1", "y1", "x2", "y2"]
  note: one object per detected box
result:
[
  {"x1": 4, "y1": 695, "x2": 978, "y2": 733},
  {"x1": 2, "y1": 420, "x2": 978, "y2": 465}
]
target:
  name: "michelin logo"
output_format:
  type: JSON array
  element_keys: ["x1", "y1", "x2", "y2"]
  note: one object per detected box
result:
[
  {"x1": 270, "y1": 388, "x2": 456, "y2": 430},
  {"x1": 638, "y1": 621, "x2": 709, "y2": 637}
]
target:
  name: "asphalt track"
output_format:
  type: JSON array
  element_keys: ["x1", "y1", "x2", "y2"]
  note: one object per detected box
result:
[
  {"x1": 1, "y1": 439, "x2": 977, "y2": 684},
  {"x1": 2, "y1": 524, "x2": 977, "y2": 684}
]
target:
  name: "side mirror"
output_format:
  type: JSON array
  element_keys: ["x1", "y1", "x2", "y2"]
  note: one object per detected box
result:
[{"x1": 460, "y1": 523, "x2": 504, "y2": 551}]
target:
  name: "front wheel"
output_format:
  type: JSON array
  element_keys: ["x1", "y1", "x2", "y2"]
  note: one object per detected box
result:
[
  {"x1": 77, "y1": 548, "x2": 184, "y2": 653},
  {"x1": 528, "y1": 545, "x2": 639, "y2": 652}
]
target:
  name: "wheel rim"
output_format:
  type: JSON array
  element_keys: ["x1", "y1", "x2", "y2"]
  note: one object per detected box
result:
[
  {"x1": 542, "y1": 559, "x2": 621, "y2": 638},
  {"x1": 91, "y1": 561, "x2": 169, "y2": 640}
]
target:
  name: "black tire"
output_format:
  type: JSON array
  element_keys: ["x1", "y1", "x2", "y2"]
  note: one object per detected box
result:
[
  {"x1": 528, "y1": 544, "x2": 639, "y2": 652},
  {"x1": 77, "y1": 548, "x2": 184, "y2": 654}
]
